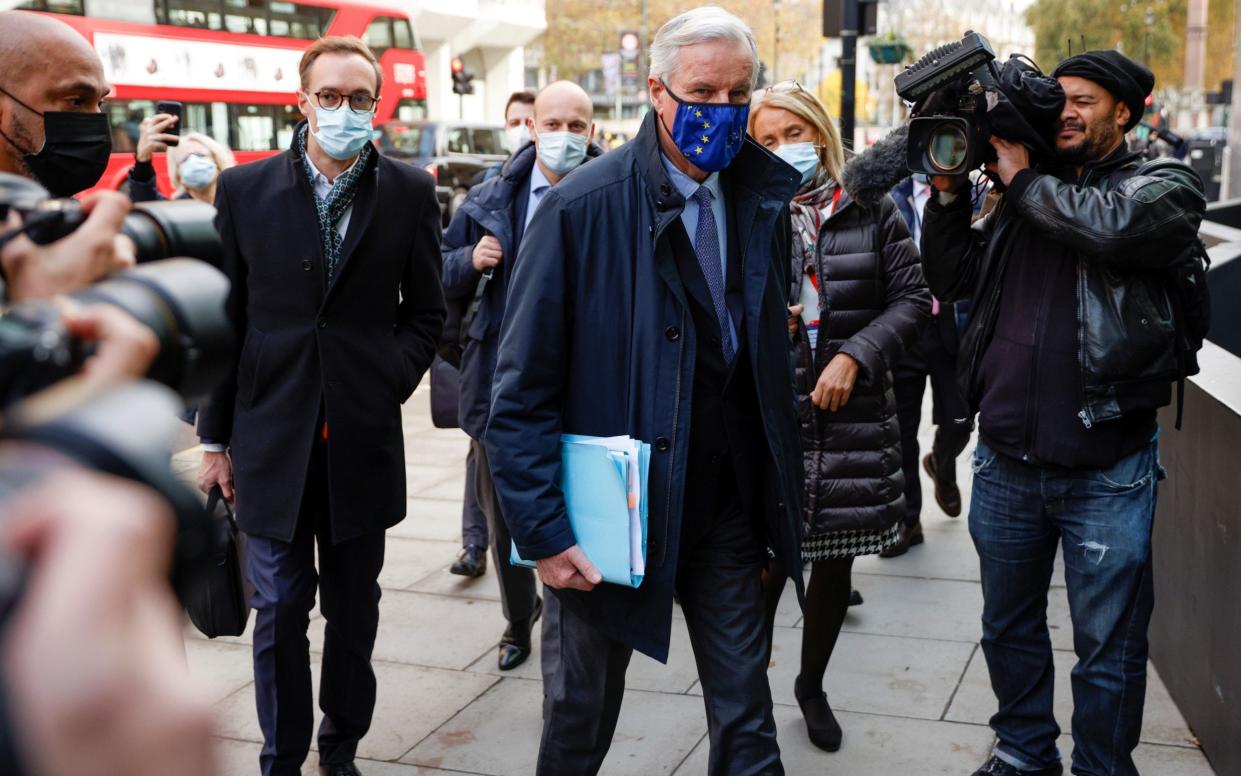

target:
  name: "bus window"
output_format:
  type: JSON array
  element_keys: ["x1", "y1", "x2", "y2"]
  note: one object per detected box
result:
[
  {"x1": 159, "y1": 1, "x2": 333, "y2": 40},
  {"x1": 395, "y1": 99, "x2": 427, "y2": 122},
  {"x1": 394, "y1": 19, "x2": 413, "y2": 50},
  {"x1": 16, "y1": 0, "x2": 84, "y2": 13},
  {"x1": 275, "y1": 104, "x2": 304, "y2": 150},
  {"x1": 364, "y1": 18, "x2": 393, "y2": 54},
  {"x1": 106, "y1": 100, "x2": 156, "y2": 153},
  {"x1": 233, "y1": 105, "x2": 275, "y2": 151}
]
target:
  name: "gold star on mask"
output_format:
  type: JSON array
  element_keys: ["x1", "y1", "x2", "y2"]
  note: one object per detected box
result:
[
  {"x1": 703, "y1": 121, "x2": 711, "y2": 129},
  {"x1": 695, "y1": 146, "x2": 703, "y2": 154},
  {"x1": 702, "y1": 135, "x2": 710, "y2": 143},
  {"x1": 694, "y1": 109, "x2": 703, "y2": 118}
]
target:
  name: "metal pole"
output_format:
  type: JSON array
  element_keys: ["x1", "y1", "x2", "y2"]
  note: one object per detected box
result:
[
  {"x1": 840, "y1": 0, "x2": 859, "y2": 151},
  {"x1": 773, "y1": 0, "x2": 781, "y2": 83}
]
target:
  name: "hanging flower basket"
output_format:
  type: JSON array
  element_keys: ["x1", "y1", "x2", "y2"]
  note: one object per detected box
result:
[{"x1": 868, "y1": 34, "x2": 912, "y2": 65}]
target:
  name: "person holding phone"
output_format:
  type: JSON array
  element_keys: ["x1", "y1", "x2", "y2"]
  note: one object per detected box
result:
[{"x1": 127, "y1": 109, "x2": 235, "y2": 204}]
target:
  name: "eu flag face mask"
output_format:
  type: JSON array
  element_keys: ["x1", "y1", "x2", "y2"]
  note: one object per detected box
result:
[
  {"x1": 773, "y1": 141, "x2": 820, "y2": 186},
  {"x1": 659, "y1": 81, "x2": 749, "y2": 173},
  {"x1": 313, "y1": 106, "x2": 374, "y2": 160}
]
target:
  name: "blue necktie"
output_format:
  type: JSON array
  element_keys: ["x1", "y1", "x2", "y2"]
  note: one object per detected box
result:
[{"x1": 692, "y1": 185, "x2": 734, "y2": 364}]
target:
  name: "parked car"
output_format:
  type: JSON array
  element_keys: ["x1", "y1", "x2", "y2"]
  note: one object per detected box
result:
[{"x1": 376, "y1": 120, "x2": 509, "y2": 225}]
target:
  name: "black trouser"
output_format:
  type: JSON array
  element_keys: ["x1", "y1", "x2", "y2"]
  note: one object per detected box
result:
[
  {"x1": 245, "y1": 438, "x2": 386, "y2": 776},
  {"x1": 536, "y1": 486, "x2": 781, "y2": 776},
  {"x1": 893, "y1": 331, "x2": 972, "y2": 528},
  {"x1": 472, "y1": 438, "x2": 539, "y2": 624}
]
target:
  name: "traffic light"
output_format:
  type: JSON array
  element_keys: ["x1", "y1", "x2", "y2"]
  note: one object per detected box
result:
[{"x1": 451, "y1": 56, "x2": 475, "y2": 96}]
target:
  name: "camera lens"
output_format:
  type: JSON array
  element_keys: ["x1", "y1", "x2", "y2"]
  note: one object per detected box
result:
[
  {"x1": 67, "y1": 258, "x2": 234, "y2": 400},
  {"x1": 121, "y1": 200, "x2": 221, "y2": 266},
  {"x1": 927, "y1": 124, "x2": 970, "y2": 173}
]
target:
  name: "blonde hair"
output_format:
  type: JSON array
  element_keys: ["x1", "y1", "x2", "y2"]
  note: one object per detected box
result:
[
  {"x1": 167, "y1": 132, "x2": 236, "y2": 193},
  {"x1": 749, "y1": 86, "x2": 845, "y2": 184}
]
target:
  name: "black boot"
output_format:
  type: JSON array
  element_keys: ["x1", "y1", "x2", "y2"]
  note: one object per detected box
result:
[{"x1": 794, "y1": 674, "x2": 842, "y2": 752}]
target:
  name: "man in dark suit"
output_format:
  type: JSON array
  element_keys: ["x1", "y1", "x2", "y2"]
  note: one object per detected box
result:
[
  {"x1": 441, "y1": 80, "x2": 601, "y2": 672},
  {"x1": 887, "y1": 173, "x2": 974, "y2": 556},
  {"x1": 196, "y1": 36, "x2": 444, "y2": 776},
  {"x1": 484, "y1": 8, "x2": 804, "y2": 774}
]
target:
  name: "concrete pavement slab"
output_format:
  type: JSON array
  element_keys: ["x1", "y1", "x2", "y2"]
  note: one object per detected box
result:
[
  {"x1": 379, "y1": 536, "x2": 460, "y2": 591},
  {"x1": 184, "y1": 639, "x2": 257, "y2": 705},
  {"x1": 212, "y1": 657, "x2": 498, "y2": 762},
  {"x1": 401, "y1": 677, "x2": 707, "y2": 775},
  {"x1": 391, "y1": 498, "x2": 467, "y2": 543},
  {"x1": 675, "y1": 707, "x2": 997, "y2": 775},
  {"x1": 747, "y1": 627, "x2": 976, "y2": 720},
  {"x1": 946, "y1": 644, "x2": 1200, "y2": 748}
]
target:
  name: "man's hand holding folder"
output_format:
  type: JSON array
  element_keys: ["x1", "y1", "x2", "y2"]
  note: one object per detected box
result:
[
  {"x1": 511, "y1": 435, "x2": 651, "y2": 591},
  {"x1": 535, "y1": 545, "x2": 603, "y2": 591}
]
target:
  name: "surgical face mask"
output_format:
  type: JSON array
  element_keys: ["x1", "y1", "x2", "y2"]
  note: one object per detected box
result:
[
  {"x1": 773, "y1": 141, "x2": 820, "y2": 186},
  {"x1": 505, "y1": 123, "x2": 530, "y2": 152},
  {"x1": 535, "y1": 130, "x2": 588, "y2": 175},
  {"x1": 659, "y1": 80, "x2": 749, "y2": 173},
  {"x1": 312, "y1": 106, "x2": 374, "y2": 161},
  {"x1": 0, "y1": 86, "x2": 111, "y2": 196},
  {"x1": 179, "y1": 153, "x2": 218, "y2": 190}
]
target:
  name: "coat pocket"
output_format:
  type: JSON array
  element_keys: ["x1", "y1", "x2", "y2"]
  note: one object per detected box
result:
[{"x1": 237, "y1": 328, "x2": 267, "y2": 408}]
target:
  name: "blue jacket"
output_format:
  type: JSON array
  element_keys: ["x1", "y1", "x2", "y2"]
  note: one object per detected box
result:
[
  {"x1": 441, "y1": 142, "x2": 602, "y2": 438},
  {"x1": 484, "y1": 110, "x2": 805, "y2": 661}
]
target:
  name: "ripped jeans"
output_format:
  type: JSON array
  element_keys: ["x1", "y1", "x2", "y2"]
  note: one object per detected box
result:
[{"x1": 969, "y1": 438, "x2": 1161, "y2": 776}]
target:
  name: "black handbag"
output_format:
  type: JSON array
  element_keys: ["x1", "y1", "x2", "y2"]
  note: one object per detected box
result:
[
  {"x1": 429, "y1": 355, "x2": 461, "y2": 429},
  {"x1": 184, "y1": 486, "x2": 252, "y2": 638}
]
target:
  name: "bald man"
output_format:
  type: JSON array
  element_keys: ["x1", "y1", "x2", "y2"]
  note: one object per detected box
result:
[
  {"x1": 440, "y1": 80, "x2": 600, "y2": 671},
  {"x1": 0, "y1": 11, "x2": 112, "y2": 196}
]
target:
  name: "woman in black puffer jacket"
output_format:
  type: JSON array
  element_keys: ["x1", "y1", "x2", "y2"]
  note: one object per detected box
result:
[{"x1": 752, "y1": 83, "x2": 930, "y2": 754}]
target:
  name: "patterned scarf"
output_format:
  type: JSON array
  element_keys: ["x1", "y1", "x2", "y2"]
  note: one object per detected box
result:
[
  {"x1": 787, "y1": 168, "x2": 837, "y2": 298},
  {"x1": 294, "y1": 123, "x2": 372, "y2": 282}
]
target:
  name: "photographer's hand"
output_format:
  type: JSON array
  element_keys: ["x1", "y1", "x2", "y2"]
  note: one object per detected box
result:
[
  {"x1": 1, "y1": 471, "x2": 215, "y2": 776},
  {"x1": 986, "y1": 137, "x2": 1031, "y2": 188},
  {"x1": 59, "y1": 301, "x2": 160, "y2": 387},
  {"x1": 1, "y1": 191, "x2": 136, "y2": 302}
]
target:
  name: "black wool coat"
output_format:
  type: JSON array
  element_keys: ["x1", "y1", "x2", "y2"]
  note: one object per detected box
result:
[
  {"x1": 792, "y1": 190, "x2": 930, "y2": 536},
  {"x1": 199, "y1": 144, "x2": 445, "y2": 543}
]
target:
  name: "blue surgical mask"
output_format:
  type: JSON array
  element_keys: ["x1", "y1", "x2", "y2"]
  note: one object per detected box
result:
[
  {"x1": 535, "y1": 130, "x2": 588, "y2": 175},
  {"x1": 773, "y1": 142, "x2": 820, "y2": 186},
  {"x1": 179, "y1": 153, "x2": 218, "y2": 190},
  {"x1": 313, "y1": 107, "x2": 374, "y2": 160},
  {"x1": 660, "y1": 80, "x2": 749, "y2": 172}
]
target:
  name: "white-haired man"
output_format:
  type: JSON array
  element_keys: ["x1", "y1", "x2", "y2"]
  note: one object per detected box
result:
[{"x1": 484, "y1": 6, "x2": 803, "y2": 774}]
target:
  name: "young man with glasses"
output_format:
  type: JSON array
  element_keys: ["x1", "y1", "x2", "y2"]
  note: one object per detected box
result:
[{"x1": 197, "y1": 36, "x2": 445, "y2": 776}]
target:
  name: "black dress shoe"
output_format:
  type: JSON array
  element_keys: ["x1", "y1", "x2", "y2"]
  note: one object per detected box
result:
[
  {"x1": 794, "y1": 675, "x2": 842, "y2": 752},
  {"x1": 923, "y1": 453, "x2": 963, "y2": 517},
  {"x1": 450, "y1": 544, "x2": 487, "y2": 577},
  {"x1": 970, "y1": 755, "x2": 1063, "y2": 776},
  {"x1": 878, "y1": 521, "x2": 924, "y2": 558},
  {"x1": 319, "y1": 762, "x2": 362, "y2": 776},
  {"x1": 498, "y1": 596, "x2": 543, "y2": 671},
  {"x1": 847, "y1": 589, "x2": 864, "y2": 607}
]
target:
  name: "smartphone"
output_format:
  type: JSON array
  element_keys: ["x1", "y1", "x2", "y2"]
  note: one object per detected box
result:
[{"x1": 155, "y1": 100, "x2": 182, "y2": 146}]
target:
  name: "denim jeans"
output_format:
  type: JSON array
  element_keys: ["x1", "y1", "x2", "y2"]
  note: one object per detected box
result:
[{"x1": 969, "y1": 438, "x2": 1161, "y2": 776}]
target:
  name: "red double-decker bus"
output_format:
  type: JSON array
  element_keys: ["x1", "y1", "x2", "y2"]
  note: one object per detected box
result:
[{"x1": 17, "y1": 0, "x2": 428, "y2": 195}]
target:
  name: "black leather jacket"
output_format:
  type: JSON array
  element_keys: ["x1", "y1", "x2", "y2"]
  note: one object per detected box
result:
[{"x1": 921, "y1": 147, "x2": 1205, "y2": 428}]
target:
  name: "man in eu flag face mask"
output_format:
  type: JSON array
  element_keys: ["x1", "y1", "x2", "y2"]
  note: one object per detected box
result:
[
  {"x1": 196, "y1": 37, "x2": 446, "y2": 776},
  {"x1": 483, "y1": 7, "x2": 805, "y2": 774}
]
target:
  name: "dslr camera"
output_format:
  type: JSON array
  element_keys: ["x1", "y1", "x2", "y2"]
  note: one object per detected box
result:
[{"x1": 896, "y1": 31, "x2": 1065, "y2": 179}]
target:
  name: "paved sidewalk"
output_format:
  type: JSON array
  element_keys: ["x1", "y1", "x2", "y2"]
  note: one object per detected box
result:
[{"x1": 178, "y1": 387, "x2": 1215, "y2": 775}]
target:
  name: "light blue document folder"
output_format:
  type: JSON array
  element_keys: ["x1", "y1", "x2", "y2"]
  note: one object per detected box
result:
[{"x1": 511, "y1": 434, "x2": 650, "y2": 588}]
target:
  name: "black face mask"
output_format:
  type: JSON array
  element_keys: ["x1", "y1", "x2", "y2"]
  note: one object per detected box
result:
[{"x1": 0, "y1": 86, "x2": 111, "y2": 197}]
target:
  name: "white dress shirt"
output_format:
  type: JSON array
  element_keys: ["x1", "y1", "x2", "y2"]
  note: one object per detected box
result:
[{"x1": 306, "y1": 153, "x2": 361, "y2": 239}]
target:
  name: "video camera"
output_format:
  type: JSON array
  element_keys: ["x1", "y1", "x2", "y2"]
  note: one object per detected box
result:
[
  {"x1": 0, "y1": 172, "x2": 233, "y2": 405},
  {"x1": 896, "y1": 31, "x2": 1066, "y2": 179}
]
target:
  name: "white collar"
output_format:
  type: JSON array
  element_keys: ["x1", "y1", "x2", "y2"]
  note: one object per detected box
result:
[{"x1": 308, "y1": 153, "x2": 361, "y2": 187}]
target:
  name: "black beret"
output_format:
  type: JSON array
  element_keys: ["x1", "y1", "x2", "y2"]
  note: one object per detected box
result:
[{"x1": 1052, "y1": 50, "x2": 1154, "y2": 131}]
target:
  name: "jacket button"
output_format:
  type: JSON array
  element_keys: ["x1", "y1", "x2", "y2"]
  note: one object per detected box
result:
[
  {"x1": 318, "y1": 319, "x2": 327, "y2": 329},
  {"x1": 654, "y1": 436, "x2": 670, "y2": 452},
  {"x1": 665, "y1": 325, "x2": 680, "y2": 341},
  {"x1": 660, "y1": 182, "x2": 672, "y2": 196},
  {"x1": 302, "y1": 259, "x2": 312, "y2": 271},
  {"x1": 656, "y1": 198, "x2": 666, "y2": 210}
]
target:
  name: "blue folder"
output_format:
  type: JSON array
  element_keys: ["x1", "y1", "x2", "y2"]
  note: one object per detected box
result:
[{"x1": 511, "y1": 434, "x2": 650, "y2": 588}]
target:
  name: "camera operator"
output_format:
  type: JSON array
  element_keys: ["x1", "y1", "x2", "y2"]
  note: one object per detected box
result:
[
  {"x1": 921, "y1": 50, "x2": 1205, "y2": 776},
  {"x1": 0, "y1": 11, "x2": 135, "y2": 298}
]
